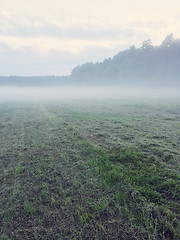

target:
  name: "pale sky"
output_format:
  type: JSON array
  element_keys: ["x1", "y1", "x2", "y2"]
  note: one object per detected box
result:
[{"x1": 0, "y1": 0, "x2": 180, "y2": 76}]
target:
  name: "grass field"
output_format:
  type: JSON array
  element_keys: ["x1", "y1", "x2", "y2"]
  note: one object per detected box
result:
[{"x1": 0, "y1": 98, "x2": 180, "y2": 239}]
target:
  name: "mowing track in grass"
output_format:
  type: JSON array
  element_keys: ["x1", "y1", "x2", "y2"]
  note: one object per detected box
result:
[{"x1": 0, "y1": 101, "x2": 179, "y2": 240}]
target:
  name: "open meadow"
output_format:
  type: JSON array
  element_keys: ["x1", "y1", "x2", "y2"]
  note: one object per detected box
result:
[{"x1": 0, "y1": 98, "x2": 180, "y2": 239}]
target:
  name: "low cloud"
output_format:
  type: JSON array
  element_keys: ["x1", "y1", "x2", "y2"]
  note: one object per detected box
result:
[
  {"x1": 0, "y1": 11, "x2": 146, "y2": 59},
  {"x1": 1, "y1": 1, "x2": 179, "y2": 76},
  {"x1": 0, "y1": 12, "x2": 138, "y2": 41},
  {"x1": 0, "y1": 41, "x2": 127, "y2": 76}
]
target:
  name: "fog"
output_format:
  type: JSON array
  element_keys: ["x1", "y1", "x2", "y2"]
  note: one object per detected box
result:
[{"x1": 0, "y1": 86, "x2": 180, "y2": 102}]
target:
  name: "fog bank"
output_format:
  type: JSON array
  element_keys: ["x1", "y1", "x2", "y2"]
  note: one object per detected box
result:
[{"x1": 0, "y1": 87, "x2": 180, "y2": 102}]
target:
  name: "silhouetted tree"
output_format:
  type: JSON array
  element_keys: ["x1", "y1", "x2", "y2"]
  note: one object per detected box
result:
[
  {"x1": 140, "y1": 39, "x2": 153, "y2": 50},
  {"x1": 160, "y1": 33, "x2": 174, "y2": 48}
]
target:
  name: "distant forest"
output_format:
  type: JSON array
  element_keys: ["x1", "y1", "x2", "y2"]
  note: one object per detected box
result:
[{"x1": 1, "y1": 34, "x2": 180, "y2": 87}]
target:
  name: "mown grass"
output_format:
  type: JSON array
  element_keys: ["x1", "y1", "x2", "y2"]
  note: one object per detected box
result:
[
  {"x1": 89, "y1": 146, "x2": 180, "y2": 239},
  {"x1": 0, "y1": 99, "x2": 180, "y2": 239}
]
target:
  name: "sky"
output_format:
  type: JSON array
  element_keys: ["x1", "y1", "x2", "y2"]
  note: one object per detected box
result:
[{"x1": 0, "y1": 0, "x2": 180, "y2": 76}]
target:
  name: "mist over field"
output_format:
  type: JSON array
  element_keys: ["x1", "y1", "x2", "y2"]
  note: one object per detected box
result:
[
  {"x1": 0, "y1": 86, "x2": 180, "y2": 101},
  {"x1": 1, "y1": 1, "x2": 180, "y2": 239}
]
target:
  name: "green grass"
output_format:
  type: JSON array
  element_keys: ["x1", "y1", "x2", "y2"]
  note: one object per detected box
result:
[
  {"x1": 0, "y1": 99, "x2": 180, "y2": 239},
  {"x1": 89, "y1": 146, "x2": 180, "y2": 239}
]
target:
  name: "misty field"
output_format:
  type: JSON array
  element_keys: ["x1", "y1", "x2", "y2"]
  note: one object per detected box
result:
[{"x1": 0, "y1": 99, "x2": 180, "y2": 240}]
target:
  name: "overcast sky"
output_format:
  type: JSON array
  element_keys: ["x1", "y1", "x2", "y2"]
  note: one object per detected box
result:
[{"x1": 0, "y1": 0, "x2": 180, "y2": 76}]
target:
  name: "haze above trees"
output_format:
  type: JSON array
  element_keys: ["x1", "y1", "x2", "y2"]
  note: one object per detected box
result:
[
  {"x1": 71, "y1": 34, "x2": 180, "y2": 87},
  {"x1": 0, "y1": 34, "x2": 180, "y2": 88}
]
